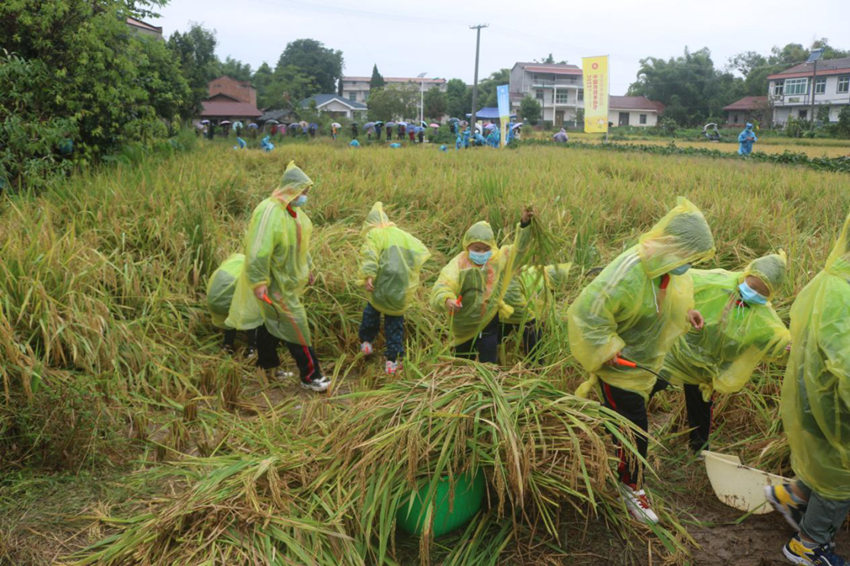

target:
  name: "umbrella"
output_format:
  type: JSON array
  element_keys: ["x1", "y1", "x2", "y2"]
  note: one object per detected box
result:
[
  {"x1": 299, "y1": 120, "x2": 308, "y2": 128},
  {"x1": 511, "y1": 122, "x2": 523, "y2": 130},
  {"x1": 429, "y1": 123, "x2": 440, "y2": 128},
  {"x1": 460, "y1": 120, "x2": 468, "y2": 127},
  {"x1": 200, "y1": 119, "x2": 210, "y2": 125},
  {"x1": 363, "y1": 121, "x2": 376, "y2": 129},
  {"x1": 220, "y1": 120, "x2": 231, "y2": 125},
  {"x1": 331, "y1": 122, "x2": 342, "y2": 128},
  {"x1": 396, "y1": 121, "x2": 408, "y2": 127},
  {"x1": 374, "y1": 121, "x2": 384, "y2": 126},
  {"x1": 448, "y1": 117, "x2": 460, "y2": 122},
  {"x1": 232, "y1": 121, "x2": 243, "y2": 129},
  {"x1": 414, "y1": 126, "x2": 425, "y2": 133},
  {"x1": 420, "y1": 120, "x2": 428, "y2": 128},
  {"x1": 266, "y1": 119, "x2": 279, "y2": 125},
  {"x1": 385, "y1": 121, "x2": 396, "y2": 127},
  {"x1": 248, "y1": 123, "x2": 259, "y2": 129},
  {"x1": 484, "y1": 123, "x2": 496, "y2": 130}
]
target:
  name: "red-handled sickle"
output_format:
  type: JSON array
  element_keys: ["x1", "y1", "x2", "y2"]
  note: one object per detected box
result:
[{"x1": 612, "y1": 355, "x2": 664, "y2": 380}]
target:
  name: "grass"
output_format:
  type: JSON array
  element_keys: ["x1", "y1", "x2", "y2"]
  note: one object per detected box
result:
[{"x1": 1, "y1": 137, "x2": 849, "y2": 563}]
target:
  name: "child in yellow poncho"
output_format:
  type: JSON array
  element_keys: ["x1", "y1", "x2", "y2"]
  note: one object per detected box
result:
[
  {"x1": 430, "y1": 208, "x2": 535, "y2": 363},
  {"x1": 358, "y1": 202, "x2": 431, "y2": 375}
]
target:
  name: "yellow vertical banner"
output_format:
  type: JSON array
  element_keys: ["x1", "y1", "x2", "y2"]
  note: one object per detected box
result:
[{"x1": 582, "y1": 56, "x2": 609, "y2": 133}]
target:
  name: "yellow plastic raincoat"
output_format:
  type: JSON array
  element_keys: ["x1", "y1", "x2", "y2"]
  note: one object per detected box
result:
[
  {"x1": 568, "y1": 197, "x2": 715, "y2": 399},
  {"x1": 226, "y1": 161, "x2": 315, "y2": 345},
  {"x1": 430, "y1": 220, "x2": 534, "y2": 345},
  {"x1": 206, "y1": 253, "x2": 245, "y2": 329},
  {"x1": 359, "y1": 202, "x2": 431, "y2": 316},
  {"x1": 660, "y1": 254, "x2": 790, "y2": 400},
  {"x1": 500, "y1": 263, "x2": 572, "y2": 325},
  {"x1": 782, "y1": 213, "x2": 850, "y2": 499}
]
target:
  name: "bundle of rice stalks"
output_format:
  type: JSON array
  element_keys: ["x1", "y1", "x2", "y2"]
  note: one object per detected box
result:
[{"x1": 75, "y1": 360, "x2": 687, "y2": 564}]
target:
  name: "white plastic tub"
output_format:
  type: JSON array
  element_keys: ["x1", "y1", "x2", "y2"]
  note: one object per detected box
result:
[{"x1": 702, "y1": 450, "x2": 788, "y2": 514}]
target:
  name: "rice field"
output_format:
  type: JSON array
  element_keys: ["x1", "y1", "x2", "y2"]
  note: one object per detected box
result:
[{"x1": 1, "y1": 138, "x2": 849, "y2": 564}]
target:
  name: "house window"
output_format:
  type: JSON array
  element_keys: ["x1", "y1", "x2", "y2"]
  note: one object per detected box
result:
[
  {"x1": 577, "y1": 89, "x2": 584, "y2": 102},
  {"x1": 639, "y1": 114, "x2": 647, "y2": 124},
  {"x1": 798, "y1": 109, "x2": 807, "y2": 120},
  {"x1": 555, "y1": 90, "x2": 568, "y2": 104},
  {"x1": 784, "y1": 78, "x2": 808, "y2": 96},
  {"x1": 815, "y1": 78, "x2": 826, "y2": 95},
  {"x1": 535, "y1": 89, "x2": 544, "y2": 101},
  {"x1": 773, "y1": 82, "x2": 784, "y2": 96},
  {"x1": 348, "y1": 92, "x2": 357, "y2": 102},
  {"x1": 839, "y1": 76, "x2": 850, "y2": 94}
]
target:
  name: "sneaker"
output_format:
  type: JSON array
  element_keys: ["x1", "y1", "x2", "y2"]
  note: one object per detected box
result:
[
  {"x1": 766, "y1": 483, "x2": 806, "y2": 531},
  {"x1": 266, "y1": 368, "x2": 295, "y2": 379},
  {"x1": 618, "y1": 482, "x2": 659, "y2": 525},
  {"x1": 360, "y1": 341, "x2": 374, "y2": 355},
  {"x1": 301, "y1": 375, "x2": 330, "y2": 393},
  {"x1": 783, "y1": 534, "x2": 848, "y2": 565},
  {"x1": 385, "y1": 360, "x2": 401, "y2": 375}
]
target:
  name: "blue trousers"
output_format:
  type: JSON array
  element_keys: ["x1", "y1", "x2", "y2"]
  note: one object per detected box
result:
[{"x1": 358, "y1": 303, "x2": 405, "y2": 361}]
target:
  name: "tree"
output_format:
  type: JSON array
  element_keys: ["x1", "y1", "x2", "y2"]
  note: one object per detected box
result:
[
  {"x1": 445, "y1": 78, "x2": 469, "y2": 119},
  {"x1": 276, "y1": 39, "x2": 343, "y2": 94},
  {"x1": 252, "y1": 62, "x2": 276, "y2": 109},
  {"x1": 167, "y1": 25, "x2": 219, "y2": 117},
  {"x1": 474, "y1": 69, "x2": 511, "y2": 109},
  {"x1": 0, "y1": 0, "x2": 186, "y2": 189},
  {"x1": 218, "y1": 56, "x2": 252, "y2": 82},
  {"x1": 520, "y1": 96, "x2": 542, "y2": 125},
  {"x1": 369, "y1": 64, "x2": 385, "y2": 90},
  {"x1": 423, "y1": 86, "x2": 447, "y2": 121},
  {"x1": 836, "y1": 106, "x2": 850, "y2": 138},
  {"x1": 366, "y1": 84, "x2": 418, "y2": 121},
  {"x1": 628, "y1": 47, "x2": 742, "y2": 126}
]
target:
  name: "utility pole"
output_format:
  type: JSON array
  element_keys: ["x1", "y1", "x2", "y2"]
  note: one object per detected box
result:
[
  {"x1": 469, "y1": 24, "x2": 488, "y2": 136},
  {"x1": 807, "y1": 48, "x2": 824, "y2": 128}
]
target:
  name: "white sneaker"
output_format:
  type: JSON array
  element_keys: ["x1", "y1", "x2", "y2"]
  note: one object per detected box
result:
[
  {"x1": 618, "y1": 483, "x2": 659, "y2": 524},
  {"x1": 301, "y1": 375, "x2": 330, "y2": 393},
  {"x1": 385, "y1": 360, "x2": 401, "y2": 375},
  {"x1": 360, "y1": 341, "x2": 374, "y2": 355}
]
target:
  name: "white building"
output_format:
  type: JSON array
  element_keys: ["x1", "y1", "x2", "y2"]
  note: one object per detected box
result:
[
  {"x1": 340, "y1": 76, "x2": 447, "y2": 104},
  {"x1": 608, "y1": 96, "x2": 664, "y2": 127},
  {"x1": 299, "y1": 94, "x2": 367, "y2": 120},
  {"x1": 767, "y1": 56, "x2": 850, "y2": 125},
  {"x1": 509, "y1": 62, "x2": 583, "y2": 126}
]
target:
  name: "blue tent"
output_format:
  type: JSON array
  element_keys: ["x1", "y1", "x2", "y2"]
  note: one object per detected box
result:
[{"x1": 466, "y1": 107, "x2": 516, "y2": 120}]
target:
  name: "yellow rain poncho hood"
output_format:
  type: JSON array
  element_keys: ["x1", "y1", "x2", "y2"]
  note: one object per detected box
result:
[
  {"x1": 568, "y1": 197, "x2": 715, "y2": 399},
  {"x1": 743, "y1": 251, "x2": 787, "y2": 299},
  {"x1": 226, "y1": 162, "x2": 314, "y2": 344},
  {"x1": 431, "y1": 220, "x2": 534, "y2": 345},
  {"x1": 271, "y1": 161, "x2": 313, "y2": 206},
  {"x1": 359, "y1": 202, "x2": 430, "y2": 316},
  {"x1": 206, "y1": 254, "x2": 245, "y2": 329},
  {"x1": 501, "y1": 263, "x2": 572, "y2": 325},
  {"x1": 660, "y1": 266, "x2": 790, "y2": 400},
  {"x1": 781, "y1": 213, "x2": 850, "y2": 499}
]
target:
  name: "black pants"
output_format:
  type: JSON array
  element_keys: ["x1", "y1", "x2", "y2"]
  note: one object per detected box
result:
[
  {"x1": 684, "y1": 384, "x2": 713, "y2": 453},
  {"x1": 501, "y1": 321, "x2": 543, "y2": 361},
  {"x1": 599, "y1": 381, "x2": 648, "y2": 487},
  {"x1": 256, "y1": 325, "x2": 323, "y2": 382},
  {"x1": 455, "y1": 316, "x2": 500, "y2": 363},
  {"x1": 222, "y1": 328, "x2": 257, "y2": 350}
]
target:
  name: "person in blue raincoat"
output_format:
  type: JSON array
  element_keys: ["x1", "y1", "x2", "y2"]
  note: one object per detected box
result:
[
  {"x1": 261, "y1": 135, "x2": 274, "y2": 152},
  {"x1": 737, "y1": 122, "x2": 757, "y2": 155}
]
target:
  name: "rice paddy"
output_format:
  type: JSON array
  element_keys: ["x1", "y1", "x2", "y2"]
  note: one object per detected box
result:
[{"x1": 1, "y1": 137, "x2": 849, "y2": 564}]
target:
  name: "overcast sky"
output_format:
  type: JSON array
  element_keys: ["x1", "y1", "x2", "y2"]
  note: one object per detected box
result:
[{"x1": 154, "y1": 0, "x2": 850, "y2": 95}]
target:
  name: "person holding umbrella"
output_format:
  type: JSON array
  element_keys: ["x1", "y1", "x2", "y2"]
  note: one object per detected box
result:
[
  {"x1": 375, "y1": 121, "x2": 383, "y2": 140},
  {"x1": 385, "y1": 122, "x2": 394, "y2": 140},
  {"x1": 226, "y1": 161, "x2": 331, "y2": 393},
  {"x1": 351, "y1": 122, "x2": 359, "y2": 139},
  {"x1": 568, "y1": 197, "x2": 715, "y2": 524}
]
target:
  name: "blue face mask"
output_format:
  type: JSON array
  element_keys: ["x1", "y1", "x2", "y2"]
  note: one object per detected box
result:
[
  {"x1": 739, "y1": 281, "x2": 767, "y2": 305},
  {"x1": 291, "y1": 195, "x2": 308, "y2": 207},
  {"x1": 669, "y1": 263, "x2": 691, "y2": 276},
  {"x1": 468, "y1": 249, "x2": 492, "y2": 266}
]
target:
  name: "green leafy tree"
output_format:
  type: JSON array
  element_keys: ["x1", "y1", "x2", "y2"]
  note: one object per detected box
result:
[
  {"x1": 836, "y1": 106, "x2": 850, "y2": 138},
  {"x1": 520, "y1": 96, "x2": 542, "y2": 125},
  {"x1": 252, "y1": 62, "x2": 276, "y2": 109},
  {"x1": 0, "y1": 0, "x2": 187, "y2": 180},
  {"x1": 167, "y1": 25, "x2": 219, "y2": 116},
  {"x1": 474, "y1": 69, "x2": 511, "y2": 109},
  {"x1": 423, "y1": 86, "x2": 447, "y2": 121},
  {"x1": 445, "y1": 78, "x2": 470, "y2": 119},
  {"x1": 369, "y1": 64, "x2": 385, "y2": 89},
  {"x1": 367, "y1": 84, "x2": 418, "y2": 121},
  {"x1": 218, "y1": 56, "x2": 252, "y2": 82},
  {"x1": 276, "y1": 39, "x2": 343, "y2": 94}
]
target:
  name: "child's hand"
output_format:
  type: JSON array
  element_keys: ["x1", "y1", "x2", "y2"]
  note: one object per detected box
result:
[
  {"x1": 445, "y1": 298, "x2": 462, "y2": 314},
  {"x1": 687, "y1": 309, "x2": 705, "y2": 330},
  {"x1": 521, "y1": 207, "x2": 534, "y2": 224},
  {"x1": 365, "y1": 277, "x2": 374, "y2": 292},
  {"x1": 254, "y1": 284, "x2": 268, "y2": 301}
]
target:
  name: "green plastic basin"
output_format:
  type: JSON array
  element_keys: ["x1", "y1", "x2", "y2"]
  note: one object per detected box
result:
[{"x1": 396, "y1": 470, "x2": 486, "y2": 537}]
